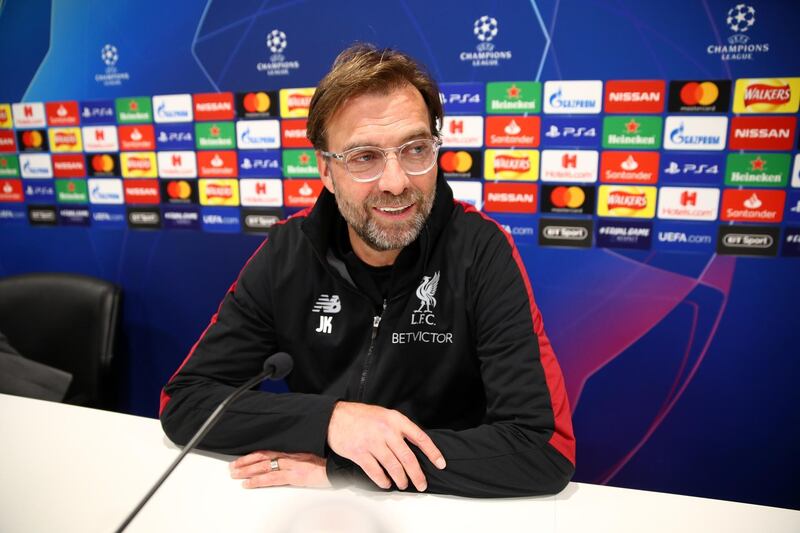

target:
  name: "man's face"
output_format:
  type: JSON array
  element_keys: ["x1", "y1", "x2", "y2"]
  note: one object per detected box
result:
[{"x1": 316, "y1": 84, "x2": 437, "y2": 253}]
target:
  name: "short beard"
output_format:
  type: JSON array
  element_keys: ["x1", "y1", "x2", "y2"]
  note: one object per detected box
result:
[{"x1": 333, "y1": 180, "x2": 436, "y2": 252}]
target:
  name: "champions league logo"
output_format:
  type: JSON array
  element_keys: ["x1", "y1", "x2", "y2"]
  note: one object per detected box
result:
[
  {"x1": 706, "y1": 3, "x2": 769, "y2": 61},
  {"x1": 257, "y1": 29, "x2": 300, "y2": 76},
  {"x1": 459, "y1": 15, "x2": 512, "y2": 68},
  {"x1": 95, "y1": 43, "x2": 130, "y2": 87}
]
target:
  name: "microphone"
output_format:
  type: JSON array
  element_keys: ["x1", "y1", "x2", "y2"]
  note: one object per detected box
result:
[{"x1": 114, "y1": 352, "x2": 294, "y2": 533}]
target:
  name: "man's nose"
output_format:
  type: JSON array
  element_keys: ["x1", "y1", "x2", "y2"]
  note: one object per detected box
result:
[{"x1": 377, "y1": 154, "x2": 409, "y2": 196}]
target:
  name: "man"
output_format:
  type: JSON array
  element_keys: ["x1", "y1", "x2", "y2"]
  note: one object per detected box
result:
[{"x1": 160, "y1": 44, "x2": 575, "y2": 497}]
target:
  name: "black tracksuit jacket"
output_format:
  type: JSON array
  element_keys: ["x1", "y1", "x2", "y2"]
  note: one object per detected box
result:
[{"x1": 160, "y1": 175, "x2": 576, "y2": 497}]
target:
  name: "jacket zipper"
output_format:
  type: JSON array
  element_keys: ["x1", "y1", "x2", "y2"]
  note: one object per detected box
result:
[{"x1": 357, "y1": 298, "x2": 387, "y2": 400}]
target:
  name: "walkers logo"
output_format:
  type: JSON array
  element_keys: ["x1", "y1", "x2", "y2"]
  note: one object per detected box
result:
[
  {"x1": 538, "y1": 218, "x2": 593, "y2": 248},
  {"x1": 155, "y1": 124, "x2": 194, "y2": 150},
  {"x1": 58, "y1": 206, "x2": 90, "y2": 226},
  {"x1": 242, "y1": 207, "x2": 283, "y2": 233},
  {"x1": 153, "y1": 94, "x2": 193, "y2": 123},
  {"x1": 717, "y1": 225, "x2": 779, "y2": 257},
  {"x1": 728, "y1": 116, "x2": 796, "y2": 151},
  {"x1": 20, "y1": 154, "x2": 53, "y2": 179},
  {"x1": 17, "y1": 129, "x2": 48, "y2": 152},
  {"x1": 45, "y1": 101, "x2": 80, "y2": 126},
  {"x1": 726, "y1": 153, "x2": 790, "y2": 187},
  {"x1": 80, "y1": 101, "x2": 115, "y2": 125},
  {"x1": 540, "y1": 184, "x2": 595, "y2": 215},
  {"x1": 123, "y1": 180, "x2": 160, "y2": 204},
  {"x1": 459, "y1": 15, "x2": 512, "y2": 68},
  {"x1": 87, "y1": 154, "x2": 119, "y2": 177},
  {"x1": 88, "y1": 178, "x2": 124, "y2": 205},
  {"x1": 411, "y1": 271, "x2": 440, "y2": 327},
  {"x1": 0, "y1": 104, "x2": 12, "y2": 128},
  {"x1": 193, "y1": 93, "x2": 235, "y2": 121},
  {"x1": 82, "y1": 126, "x2": 119, "y2": 152},
  {"x1": 543, "y1": 81, "x2": 603, "y2": 114},
  {"x1": 312, "y1": 294, "x2": 341, "y2": 334},
  {"x1": 721, "y1": 189, "x2": 784, "y2": 223},
  {"x1": 541, "y1": 117, "x2": 600, "y2": 148},
  {"x1": 448, "y1": 180, "x2": 482, "y2": 207},
  {"x1": 127, "y1": 207, "x2": 161, "y2": 229},
  {"x1": 162, "y1": 206, "x2": 199, "y2": 230},
  {"x1": 706, "y1": 4, "x2": 770, "y2": 62},
  {"x1": 661, "y1": 153, "x2": 724, "y2": 185},
  {"x1": 52, "y1": 155, "x2": 85, "y2": 178},
  {"x1": 439, "y1": 150, "x2": 482, "y2": 178},
  {"x1": 196, "y1": 122, "x2": 236, "y2": 150},
  {"x1": 0, "y1": 155, "x2": 20, "y2": 177},
  {"x1": 236, "y1": 119, "x2": 280, "y2": 149},
  {"x1": 483, "y1": 182, "x2": 537, "y2": 214},
  {"x1": 160, "y1": 180, "x2": 198, "y2": 204},
  {"x1": 28, "y1": 205, "x2": 58, "y2": 226},
  {"x1": 279, "y1": 88, "x2": 314, "y2": 118},
  {"x1": 96, "y1": 43, "x2": 130, "y2": 87},
  {"x1": 239, "y1": 150, "x2": 281, "y2": 178},
  {"x1": 23, "y1": 180, "x2": 55, "y2": 203},
  {"x1": 733, "y1": 78, "x2": 800, "y2": 113},
  {"x1": 118, "y1": 125, "x2": 155, "y2": 151},
  {"x1": 668, "y1": 80, "x2": 731, "y2": 113},
  {"x1": 602, "y1": 116, "x2": 662, "y2": 148},
  {"x1": 0, "y1": 179, "x2": 23, "y2": 202},
  {"x1": 197, "y1": 151, "x2": 237, "y2": 178},
  {"x1": 485, "y1": 81, "x2": 540, "y2": 114},
  {"x1": 115, "y1": 97, "x2": 152, "y2": 124},
  {"x1": 485, "y1": 116, "x2": 540, "y2": 148},
  {"x1": 600, "y1": 151, "x2": 659, "y2": 184},
  {"x1": 157, "y1": 151, "x2": 197, "y2": 178},
  {"x1": 654, "y1": 221, "x2": 715, "y2": 253},
  {"x1": 604, "y1": 80, "x2": 665, "y2": 113},
  {"x1": 597, "y1": 185, "x2": 657, "y2": 218},
  {"x1": 657, "y1": 187, "x2": 720, "y2": 221},
  {"x1": 240, "y1": 178, "x2": 283, "y2": 207},
  {"x1": 48, "y1": 128, "x2": 83, "y2": 153},
  {"x1": 121, "y1": 152, "x2": 158, "y2": 178},
  {"x1": 283, "y1": 149, "x2": 319, "y2": 178},
  {"x1": 284, "y1": 180, "x2": 323, "y2": 207},
  {"x1": 281, "y1": 119, "x2": 312, "y2": 148},
  {"x1": 540, "y1": 150, "x2": 598, "y2": 183},
  {"x1": 257, "y1": 29, "x2": 300, "y2": 77},
  {"x1": 199, "y1": 179, "x2": 239, "y2": 206},
  {"x1": 55, "y1": 179, "x2": 88, "y2": 203},
  {"x1": 663, "y1": 116, "x2": 728, "y2": 150},
  {"x1": 440, "y1": 82, "x2": 484, "y2": 115},
  {"x1": 442, "y1": 116, "x2": 484, "y2": 147},
  {"x1": 236, "y1": 91, "x2": 278, "y2": 118},
  {"x1": 12, "y1": 103, "x2": 46, "y2": 129},
  {"x1": 484, "y1": 149, "x2": 538, "y2": 181},
  {"x1": 0, "y1": 130, "x2": 18, "y2": 152},
  {"x1": 596, "y1": 220, "x2": 653, "y2": 250}
]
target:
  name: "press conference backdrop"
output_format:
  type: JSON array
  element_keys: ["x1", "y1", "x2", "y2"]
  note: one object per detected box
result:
[{"x1": 1, "y1": 0, "x2": 798, "y2": 510}]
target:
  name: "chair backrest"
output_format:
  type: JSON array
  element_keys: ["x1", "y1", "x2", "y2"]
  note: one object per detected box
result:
[{"x1": 0, "y1": 273, "x2": 121, "y2": 407}]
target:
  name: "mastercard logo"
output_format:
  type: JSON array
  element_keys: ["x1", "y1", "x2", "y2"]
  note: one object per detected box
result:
[
  {"x1": 167, "y1": 180, "x2": 192, "y2": 199},
  {"x1": 550, "y1": 186, "x2": 585, "y2": 208},
  {"x1": 91, "y1": 154, "x2": 115, "y2": 173},
  {"x1": 21, "y1": 130, "x2": 44, "y2": 148},
  {"x1": 439, "y1": 151, "x2": 474, "y2": 173},
  {"x1": 243, "y1": 92, "x2": 271, "y2": 113},
  {"x1": 679, "y1": 82, "x2": 719, "y2": 106}
]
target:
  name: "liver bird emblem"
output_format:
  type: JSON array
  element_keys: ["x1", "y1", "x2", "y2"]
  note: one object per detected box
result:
[{"x1": 415, "y1": 271, "x2": 440, "y2": 313}]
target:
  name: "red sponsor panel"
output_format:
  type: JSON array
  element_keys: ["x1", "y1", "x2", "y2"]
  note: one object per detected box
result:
[
  {"x1": 728, "y1": 116, "x2": 796, "y2": 151},
  {"x1": 720, "y1": 189, "x2": 785, "y2": 223},
  {"x1": 0, "y1": 130, "x2": 17, "y2": 152},
  {"x1": 193, "y1": 92, "x2": 235, "y2": 121},
  {"x1": 197, "y1": 150, "x2": 238, "y2": 178},
  {"x1": 0, "y1": 179, "x2": 23, "y2": 202},
  {"x1": 483, "y1": 183, "x2": 537, "y2": 213},
  {"x1": 283, "y1": 180, "x2": 323, "y2": 207},
  {"x1": 600, "y1": 151, "x2": 659, "y2": 184},
  {"x1": 52, "y1": 154, "x2": 86, "y2": 177},
  {"x1": 124, "y1": 179, "x2": 161, "y2": 204},
  {"x1": 118, "y1": 124, "x2": 155, "y2": 151},
  {"x1": 45, "y1": 101, "x2": 80, "y2": 126},
  {"x1": 485, "y1": 116, "x2": 540, "y2": 147},
  {"x1": 281, "y1": 119, "x2": 312, "y2": 148},
  {"x1": 604, "y1": 80, "x2": 665, "y2": 113}
]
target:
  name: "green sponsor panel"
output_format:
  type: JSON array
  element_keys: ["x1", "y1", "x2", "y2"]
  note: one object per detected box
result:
[
  {"x1": 55, "y1": 179, "x2": 88, "y2": 203},
  {"x1": 0, "y1": 154, "x2": 19, "y2": 177},
  {"x1": 195, "y1": 122, "x2": 236, "y2": 150},
  {"x1": 486, "y1": 82, "x2": 541, "y2": 114},
  {"x1": 283, "y1": 149, "x2": 319, "y2": 177},
  {"x1": 115, "y1": 97, "x2": 152, "y2": 123},
  {"x1": 725, "y1": 153, "x2": 790, "y2": 187},
  {"x1": 602, "y1": 116, "x2": 662, "y2": 148}
]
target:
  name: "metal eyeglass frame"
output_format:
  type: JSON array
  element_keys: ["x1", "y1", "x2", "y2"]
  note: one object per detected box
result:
[{"x1": 320, "y1": 138, "x2": 443, "y2": 183}]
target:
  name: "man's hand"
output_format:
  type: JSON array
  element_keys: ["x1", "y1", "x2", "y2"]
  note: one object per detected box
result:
[
  {"x1": 326, "y1": 401, "x2": 446, "y2": 492},
  {"x1": 229, "y1": 451, "x2": 331, "y2": 489}
]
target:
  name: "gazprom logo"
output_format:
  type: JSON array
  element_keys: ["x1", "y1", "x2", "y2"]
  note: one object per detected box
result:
[{"x1": 663, "y1": 116, "x2": 727, "y2": 151}]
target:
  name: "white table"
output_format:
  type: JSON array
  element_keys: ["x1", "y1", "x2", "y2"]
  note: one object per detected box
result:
[{"x1": 1, "y1": 393, "x2": 797, "y2": 533}]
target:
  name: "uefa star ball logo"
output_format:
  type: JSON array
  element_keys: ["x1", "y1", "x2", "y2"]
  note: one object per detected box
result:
[
  {"x1": 726, "y1": 3, "x2": 756, "y2": 33},
  {"x1": 473, "y1": 15, "x2": 498, "y2": 43},
  {"x1": 101, "y1": 44, "x2": 118, "y2": 67},
  {"x1": 266, "y1": 29, "x2": 287, "y2": 54}
]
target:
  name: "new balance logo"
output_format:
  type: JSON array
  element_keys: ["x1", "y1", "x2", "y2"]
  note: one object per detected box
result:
[{"x1": 312, "y1": 294, "x2": 340, "y2": 335}]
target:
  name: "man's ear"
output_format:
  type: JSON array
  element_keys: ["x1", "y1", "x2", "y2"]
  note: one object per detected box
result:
[{"x1": 315, "y1": 151, "x2": 335, "y2": 194}]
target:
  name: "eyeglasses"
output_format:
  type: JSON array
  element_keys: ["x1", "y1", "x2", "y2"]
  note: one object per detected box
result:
[{"x1": 321, "y1": 138, "x2": 442, "y2": 183}]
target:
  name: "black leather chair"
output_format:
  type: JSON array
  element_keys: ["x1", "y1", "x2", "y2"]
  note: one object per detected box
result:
[{"x1": 0, "y1": 273, "x2": 121, "y2": 408}]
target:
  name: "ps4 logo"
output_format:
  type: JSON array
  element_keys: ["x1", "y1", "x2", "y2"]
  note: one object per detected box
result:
[
  {"x1": 441, "y1": 92, "x2": 481, "y2": 104},
  {"x1": 663, "y1": 162, "x2": 719, "y2": 175},
  {"x1": 544, "y1": 125, "x2": 597, "y2": 138}
]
